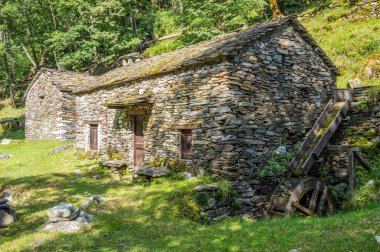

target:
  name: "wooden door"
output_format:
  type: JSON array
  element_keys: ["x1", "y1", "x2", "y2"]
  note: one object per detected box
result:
[
  {"x1": 180, "y1": 129, "x2": 192, "y2": 160},
  {"x1": 89, "y1": 124, "x2": 98, "y2": 151},
  {"x1": 134, "y1": 116, "x2": 145, "y2": 166}
]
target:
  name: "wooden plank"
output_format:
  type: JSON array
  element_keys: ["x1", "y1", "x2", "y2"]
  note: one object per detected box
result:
[
  {"x1": 326, "y1": 145, "x2": 351, "y2": 151},
  {"x1": 165, "y1": 124, "x2": 199, "y2": 130},
  {"x1": 309, "y1": 181, "x2": 321, "y2": 212},
  {"x1": 89, "y1": 124, "x2": 98, "y2": 151},
  {"x1": 317, "y1": 186, "x2": 328, "y2": 215},
  {"x1": 348, "y1": 149, "x2": 355, "y2": 196},
  {"x1": 134, "y1": 115, "x2": 145, "y2": 166},
  {"x1": 292, "y1": 202, "x2": 314, "y2": 216},
  {"x1": 288, "y1": 99, "x2": 334, "y2": 172},
  {"x1": 354, "y1": 151, "x2": 372, "y2": 172}
]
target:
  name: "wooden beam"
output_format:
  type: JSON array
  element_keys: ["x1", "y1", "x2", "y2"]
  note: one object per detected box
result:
[
  {"x1": 354, "y1": 150, "x2": 372, "y2": 172},
  {"x1": 309, "y1": 181, "x2": 321, "y2": 212},
  {"x1": 317, "y1": 186, "x2": 328, "y2": 215},
  {"x1": 348, "y1": 149, "x2": 355, "y2": 196},
  {"x1": 292, "y1": 202, "x2": 314, "y2": 216}
]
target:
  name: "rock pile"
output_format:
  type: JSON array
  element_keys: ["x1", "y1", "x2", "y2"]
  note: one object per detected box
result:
[
  {"x1": 43, "y1": 204, "x2": 94, "y2": 233},
  {"x1": 134, "y1": 167, "x2": 170, "y2": 178},
  {"x1": 98, "y1": 159, "x2": 127, "y2": 179},
  {"x1": 195, "y1": 185, "x2": 234, "y2": 222},
  {"x1": 0, "y1": 192, "x2": 16, "y2": 227},
  {"x1": 0, "y1": 154, "x2": 13, "y2": 160}
]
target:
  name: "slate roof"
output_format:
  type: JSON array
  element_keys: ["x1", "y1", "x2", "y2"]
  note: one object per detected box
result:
[{"x1": 25, "y1": 16, "x2": 339, "y2": 97}]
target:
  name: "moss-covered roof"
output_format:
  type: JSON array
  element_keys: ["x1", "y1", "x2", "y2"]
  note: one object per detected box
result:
[{"x1": 25, "y1": 16, "x2": 339, "y2": 96}]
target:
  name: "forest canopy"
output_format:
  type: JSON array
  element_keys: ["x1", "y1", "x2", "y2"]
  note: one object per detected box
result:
[{"x1": 0, "y1": 0, "x2": 323, "y2": 104}]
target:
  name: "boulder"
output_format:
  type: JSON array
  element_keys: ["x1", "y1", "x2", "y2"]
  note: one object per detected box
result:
[
  {"x1": 0, "y1": 208, "x2": 16, "y2": 227},
  {"x1": 0, "y1": 139, "x2": 11, "y2": 145},
  {"x1": 99, "y1": 160, "x2": 127, "y2": 169},
  {"x1": 0, "y1": 154, "x2": 13, "y2": 160},
  {"x1": 81, "y1": 195, "x2": 103, "y2": 207},
  {"x1": 375, "y1": 236, "x2": 380, "y2": 244},
  {"x1": 47, "y1": 204, "x2": 80, "y2": 222},
  {"x1": 43, "y1": 211, "x2": 94, "y2": 233},
  {"x1": 347, "y1": 78, "x2": 362, "y2": 89},
  {"x1": 134, "y1": 167, "x2": 170, "y2": 178},
  {"x1": 275, "y1": 145, "x2": 287, "y2": 155},
  {"x1": 194, "y1": 185, "x2": 220, "y2": 192}
]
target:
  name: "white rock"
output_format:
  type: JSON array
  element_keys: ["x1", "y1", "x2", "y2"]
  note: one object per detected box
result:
[
  {"x1": 275, "y1": 145, "x2": 287, "y2": 155},
  {"x1": 47, "y1": 204, "x2": 76, "y2": 219},
  {"x1": 1, "y1": 139, "x2": 11, "y2": 145},
  {"x1": 375, "y1": 236, "x2": 380, "y2": 244},
  {"x1": 43, "y1": 211, "x2": 94, "y2": 233}
]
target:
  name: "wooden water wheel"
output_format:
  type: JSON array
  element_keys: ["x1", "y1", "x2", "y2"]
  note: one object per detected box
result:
[{"x1": 267, "y1": 177, "x2": 333, "y2": 217}]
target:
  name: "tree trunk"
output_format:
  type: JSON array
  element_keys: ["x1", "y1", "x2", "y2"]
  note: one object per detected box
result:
[{"x1": 269, "y1": 0, "x2": 285, "y2": 19}]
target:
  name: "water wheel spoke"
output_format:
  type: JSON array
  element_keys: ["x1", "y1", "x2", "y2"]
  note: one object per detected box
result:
[
  {"x1": 317, "y1": 186, "x2": 328, "y2": 215},
  {"x1": 292, "y1": 202, "x2": 314, "y2": 216},
  {"x1": 308, "y1": 181, "x2": 321, "y2": 212}
]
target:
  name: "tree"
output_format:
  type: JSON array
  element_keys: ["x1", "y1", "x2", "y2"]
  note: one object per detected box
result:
[{"x1": 269, "y1": 0, "x2": 285, "y2": 19}]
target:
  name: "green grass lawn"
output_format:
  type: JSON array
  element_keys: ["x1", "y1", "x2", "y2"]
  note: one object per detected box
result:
[
  {"x1": 0, "y1": 99, "x2": 24, "y2": 120},
  {"x1": 1, "y1": 140, "x2": 380, "y2": 252}
]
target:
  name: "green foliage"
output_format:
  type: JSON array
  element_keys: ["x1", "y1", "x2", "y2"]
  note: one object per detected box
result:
[
  {"x1": 259, "y1": 149, "x2": 293, "y2": 177},
  {"x1": 148, "y1": 156, "x2": 191, "y2": 173}
]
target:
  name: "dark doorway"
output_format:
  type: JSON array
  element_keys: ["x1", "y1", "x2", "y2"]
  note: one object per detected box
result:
[
  {"x1": 89, "y1": 124, "x2": 98, "y2": 151},
  {"x1": 134, "y1": 115, "x2": 145, "y2": 166}
]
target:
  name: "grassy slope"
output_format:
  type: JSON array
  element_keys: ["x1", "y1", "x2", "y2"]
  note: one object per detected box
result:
[
  {"x1": 301, "y1": 5, "x2": 380, "y2": 88},
  {"x1": 0, "y1": 141, "x2": 380, "y2": 252},
  {"x1": 0, "y1": 99, "x2": 24, "y2": 120}
]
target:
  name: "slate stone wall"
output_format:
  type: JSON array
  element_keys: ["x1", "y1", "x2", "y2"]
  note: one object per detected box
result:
[
  {"x1": 25, "y1": 72, "x2": 77, "y2": 141},
  {"x1": 75, "y1": 23, "x2": 336, "y2": 217}
]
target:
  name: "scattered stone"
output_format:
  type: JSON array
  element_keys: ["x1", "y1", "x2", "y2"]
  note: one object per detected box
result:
[
  {"x1": 0, "y1": 139, "x2": 11, "y2": 145},
  {"x1": 93, "y1": 175, "x2": 102, "y2": 180},
  {"x1": 81, "y1": 195, "x2": 103, "y2": 207},
  {"x1": 371, "y1": 136, "x2": 380, "y2": 143},
  {"x1": 48, "y1": 144, "x2": 74, "y2": 155},
  {"x1": 0, "y1": 154, "x2": 13, "y2": 160},
  {"x1": 375, "y1": 236, "x2": 380, "y2": 244},
  {"x1": 289, "y1": 249, "x2": 300, "y2": 252},
  {"x1": 99, "y1": 160, "x2": 127, "y2": 169},
  {"x1": 183, "y1": 172, "x2": 196, "y2": 180},
  {"x1": 31, "y1": 239, "x2": 45, "y2": 249},
  {"x1": 43, "y1": 211, "x2": 94, "y2": 233},
  {"x1": 118, "y1": 243, "x2": 130, "y2": 250},
  {"x1": 0, "y1": 193, "x2": 16, "y2": 227},
  {"x1": 0, "y1": 209, "x2": 16, "y2": 227},
  {"x1": 47, "y1": 204, "x2": 81, "y2": 222},
  {"x1": 275, "y1": 145, "x2": 287, "y2": 155},
  {"x1": 194, "y1": 185, "x2": 220, "y2": 192},
  {"x1": 347, "y1": 78, "x2": 362, "y2": 88},
  {"x1": 365, "y1": 180, "x2": 375, "y2": 187},
  {"x1": 134, "y1": 167, "x2": 170, "y2": 178}
]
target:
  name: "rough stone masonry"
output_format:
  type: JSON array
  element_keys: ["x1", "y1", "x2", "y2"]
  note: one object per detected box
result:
[{"x1": 25, "y1": 16, "x2": 338, "y2": 217}]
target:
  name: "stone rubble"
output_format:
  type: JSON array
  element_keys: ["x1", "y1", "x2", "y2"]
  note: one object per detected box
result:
[
  {"x1": 43, "y1": 204, "x2": 94, "y2": 233},
  {"x1": 0, "y1": 192, "x2": 16, "y2": 227},
  {"x1": 134, "y1": 167, "x2": 170, "y2": 178},
  {"x1": 0, "y1": 154, "x2": 13, "y2": 160}
]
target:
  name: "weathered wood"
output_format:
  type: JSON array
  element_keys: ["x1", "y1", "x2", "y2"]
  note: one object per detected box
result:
[
  {"x1": 292, "y1": 202, "x2": 314, "y2": 216},
  {"x1": 326, "y1": 145, "x2": 351, "y2": 151},
  {"x1": 134, "y1": 115, "x2": 145, "y2": 166},
  {"x1": 89, "y1": 124, "x2": 98, "y2": 151},
  {"x1": 354, "y1": 151, "x2": 372, "y2": 172},
  {"x1": 348, "y1": 149, "x2": 355, "y2": 196},
  {"x1": 309, "y1": 181, "x2": 321, "y2": 212},
  {"x1": 317, "y1": 186, "x2": 329, "y2": 216},
  {"x1": 289, "y1": 99, "x2": 334, "y2": 173}
]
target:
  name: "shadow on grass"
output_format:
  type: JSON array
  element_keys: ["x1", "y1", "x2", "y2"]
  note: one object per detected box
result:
[{"x1": 1, "y1": 172, "x2": 380, "y2": 251}]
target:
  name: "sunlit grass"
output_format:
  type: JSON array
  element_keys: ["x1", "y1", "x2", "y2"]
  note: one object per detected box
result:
[
  {"x1": 0, "y1": 99, "x2": 24, "y2": 120},
  {"x1": 0, "y1": 141, "x2": 380, "y2": 251},
  {"x1": 301, "y1": 6, "x2": 380, "y2": 88}
]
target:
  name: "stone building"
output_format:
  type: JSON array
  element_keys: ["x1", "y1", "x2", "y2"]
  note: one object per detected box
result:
[{"x1": 25, "y1": 16, "x2": 339, "y2": 216}]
